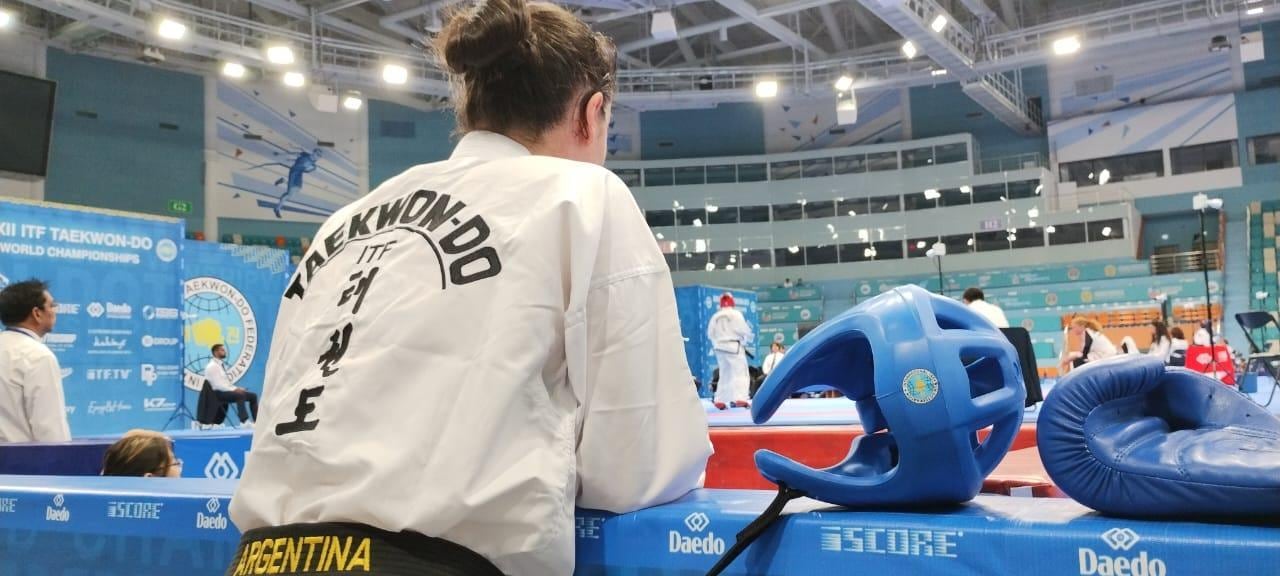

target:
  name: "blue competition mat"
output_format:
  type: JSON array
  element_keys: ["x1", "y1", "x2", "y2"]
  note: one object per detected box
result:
[
  {"x1": 1, "y1": 478, "x2": 1278, "y2": 575},
  {"x1": 578, "y1": 489, "x2": 1280, "y2": 575}
]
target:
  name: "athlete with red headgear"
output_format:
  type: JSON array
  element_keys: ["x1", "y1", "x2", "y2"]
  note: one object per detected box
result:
[{"x1": 708, "y1": 292, "x2": 753, "y2": 410}]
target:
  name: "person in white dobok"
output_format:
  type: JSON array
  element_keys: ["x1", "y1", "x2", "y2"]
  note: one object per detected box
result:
[
  {"x1": 228, "y1": 1, "x2": 710, "y2": 573},
  {"x1": 708, "y1": 292, "x2": 753, "y2": 410}
]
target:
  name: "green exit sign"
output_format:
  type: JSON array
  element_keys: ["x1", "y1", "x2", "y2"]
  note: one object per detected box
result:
[{"x1": 167, "y1": 199, "x2": 192, "y2": 214}]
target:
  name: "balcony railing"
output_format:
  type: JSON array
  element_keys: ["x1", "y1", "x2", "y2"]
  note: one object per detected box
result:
[{"x1": 1150, "y1": 249, "x2": 1221, "y2": 275}]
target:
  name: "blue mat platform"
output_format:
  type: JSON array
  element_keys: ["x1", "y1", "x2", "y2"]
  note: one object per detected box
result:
[{"x1": 1, "y1": 477, "x2": 1277, "y2": 575}]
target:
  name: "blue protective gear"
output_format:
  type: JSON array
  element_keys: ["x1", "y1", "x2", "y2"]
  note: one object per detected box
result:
[
  {"x1": 751, "y1": 285, "x2": 1026, "y2": 507},
  {"x1": 1038, "y1": 355, "x2": 1280, "y2": 518}
]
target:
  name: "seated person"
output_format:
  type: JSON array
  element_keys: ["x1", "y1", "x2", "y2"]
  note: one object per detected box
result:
[
  {"x1": 1059, "y1": 316, "x2": 1118, "y2": 373},
  {"x1": 204, "y1": 343, "x2": 257, "y2": 426},
  {"x1": 101, "y1": 429, "x2": 182, "y2": 477}
]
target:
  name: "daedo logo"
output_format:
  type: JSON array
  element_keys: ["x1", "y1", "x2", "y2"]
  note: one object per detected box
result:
[
  {"x1": 196, "y1": 498, "x2": 229, "y2": 530},
  {"x1": 46, "y1": 494, "x2": 70, "y2": 522},
  {"x1": 89, "y1": 302, "x2": 133, "y2": 320},
  {"x1": 669, "y1": 512, "x2": 724, "y2": 555},
  {"x1": 1079, "y1": 528, "x2": 1166, "y2": 576}
]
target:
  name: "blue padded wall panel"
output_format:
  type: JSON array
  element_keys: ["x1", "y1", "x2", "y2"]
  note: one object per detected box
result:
[
  {"x1": 44, "y1": 50, "x2": 205, "y2": 232},
  {"x1": 368, "y1": 99, "x2": 456, "y2": 188},
  {"x1": 641, "y1": 103, "x2": 765, "y2": 159}
]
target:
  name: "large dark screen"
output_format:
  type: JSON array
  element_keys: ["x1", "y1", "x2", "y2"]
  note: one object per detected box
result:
[{"x1": 0, "y1": 70, "x2": 56, "y2": 177}]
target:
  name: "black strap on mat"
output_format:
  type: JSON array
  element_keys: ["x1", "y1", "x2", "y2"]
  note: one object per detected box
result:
[{"x1": 705, "y1": 483, "x2": 806, "y2": 576}]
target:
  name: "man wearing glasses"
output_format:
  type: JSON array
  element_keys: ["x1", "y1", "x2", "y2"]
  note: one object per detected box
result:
[{"x1": 0, "y1": 279, "x2": 71, "y2": 442}]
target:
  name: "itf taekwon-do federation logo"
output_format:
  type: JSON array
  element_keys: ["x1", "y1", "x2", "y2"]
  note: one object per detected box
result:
[
  {"x1": 902, "y1": 369, "x2": 939, "y2": 405},
  {"x1": 183, "y1": 277, "x2": 257, "y2": 392}
]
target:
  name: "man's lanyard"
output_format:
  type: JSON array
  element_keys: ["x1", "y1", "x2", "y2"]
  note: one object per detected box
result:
[{"x1": 3, "y1": 327, "x2": 39, "y2": 341}]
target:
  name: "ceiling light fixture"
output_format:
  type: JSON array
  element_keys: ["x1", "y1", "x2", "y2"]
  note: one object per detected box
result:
[
  {"x1": 382, "y1": 63, "x2": 408, "y2": 85},
  {"x1": 221, "y1": 61, "x2": 246, "y2": 79},
  {"x1": 755, "y1": 80, "x2": 779, "y2": 98},
  {"x1": 930, "y1": 15, "x2": 947, "y2": 33},
  {"x1": 1053, "y1": 35, "x2": 1081, "y2": 56},
  {"x1": 342, "y1": 91, "x2": 364, "y2": 111},
  {"x1": 156, "y1": 17, "x2": 186, "y2": 40},
  {"x1": 267, "y1": 45, "x2": 295, "y2": 65},
  {"x1": 902, "y1": 41, "x2": 918, "y2": 59}
]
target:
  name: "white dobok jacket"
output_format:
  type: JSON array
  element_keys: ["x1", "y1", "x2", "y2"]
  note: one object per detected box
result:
[
  {"x1": 230, "y1": 131, "x2": 712, "y2": 575},
  {"x1": 707, "y1": 307, "x2": 752, "y2": 355}
]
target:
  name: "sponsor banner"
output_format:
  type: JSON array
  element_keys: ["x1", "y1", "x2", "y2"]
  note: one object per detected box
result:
[
  {"x1": 0, "y1": 200, "x2": 184, "y2": 435},
  {"x1": 845, "y1": 259, "x2": 1154, "y2": 301},
  {"x1": 758, "y1": 301, "x2": 822, "y2": 324},
  {"x1": 755, "y1": 286, "x2": 823, "y2": 303}
]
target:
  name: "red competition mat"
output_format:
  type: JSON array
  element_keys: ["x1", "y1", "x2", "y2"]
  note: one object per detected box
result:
[{"x1": 706, "y1": 424, "x2": 1053, "y2": 494}]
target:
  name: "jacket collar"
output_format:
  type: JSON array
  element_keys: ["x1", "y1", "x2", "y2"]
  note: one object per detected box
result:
[
  {"x1": 4, "y1": 327, "x2": 40, "y2": 340},
  {"x1": 450, "y1": 131, "x2": 532, "y2": 162}
]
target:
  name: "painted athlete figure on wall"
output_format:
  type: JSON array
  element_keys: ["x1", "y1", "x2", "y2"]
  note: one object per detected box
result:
[{"x1": 252, "y1": 148, "x2": 321, "y2": 218}]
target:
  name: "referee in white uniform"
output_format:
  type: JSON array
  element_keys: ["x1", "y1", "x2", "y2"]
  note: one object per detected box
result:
[
  {"x1": 0, "y1": 279, "x2": 71, "y2": 443},
  {"x1": 227, "y1": 0, "x2": 711, "y2": 574}
]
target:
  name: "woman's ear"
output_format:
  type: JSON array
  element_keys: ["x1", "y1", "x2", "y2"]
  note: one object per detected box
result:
[{"x1": 580, "y1": 91, "x2": 606, "y2": 140}]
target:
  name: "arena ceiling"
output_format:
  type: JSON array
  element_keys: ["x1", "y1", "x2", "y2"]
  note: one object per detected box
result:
[{"x1": 3, "y1": 0, "x2": 1278, "y2": 113}]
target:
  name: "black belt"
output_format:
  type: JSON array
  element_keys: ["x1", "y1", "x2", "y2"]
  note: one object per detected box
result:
[{"x1": 226, "y1": 522, "x2": 506, "y2": 576}]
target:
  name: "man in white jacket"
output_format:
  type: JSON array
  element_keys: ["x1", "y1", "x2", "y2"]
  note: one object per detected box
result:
[
  {"x1": 228, "y1": 2, "x2": 711, "y2": 574},
  {"x1": 708, "y1": 293, "x2": 753, "y2": 410},
  {"x1": 0, "y1": 279, "x2": 71, "y2": 443}
]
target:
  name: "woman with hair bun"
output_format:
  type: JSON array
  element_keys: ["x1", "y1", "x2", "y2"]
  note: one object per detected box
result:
[{"x1": 227, "y1": 1, "x2": 710, "y2": 574}]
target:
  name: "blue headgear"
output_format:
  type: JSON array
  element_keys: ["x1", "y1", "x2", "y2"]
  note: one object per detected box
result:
[{"x1": 751, "y1": 285, "x2": 1026, "y2": 507}]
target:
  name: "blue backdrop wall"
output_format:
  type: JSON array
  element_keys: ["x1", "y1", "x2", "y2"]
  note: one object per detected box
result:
[{"x1": 0, "y1": 199, "x2": 290, "y2": 436}]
